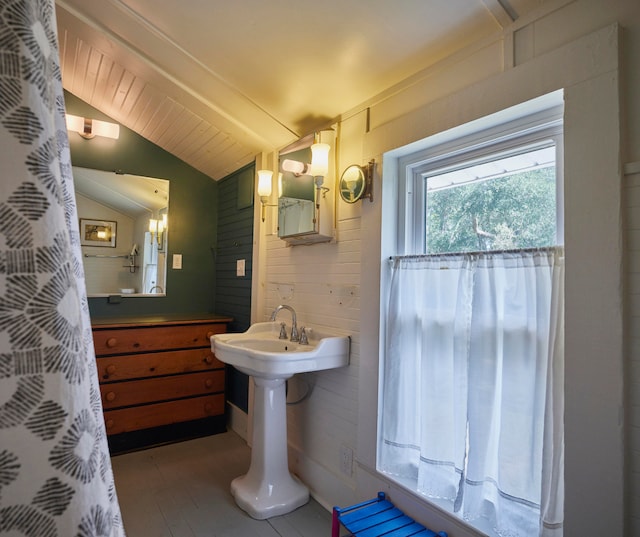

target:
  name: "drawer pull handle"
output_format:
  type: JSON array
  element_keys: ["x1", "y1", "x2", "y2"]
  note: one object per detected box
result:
[
  {"x1": 106, "y1": 364, "x2": 116, "y2": 375},
  {"x1": 105, "y1": 391, "x2": 116, "y2": 402},
  {"x1": 206, "y1": 331, "x2": 214, "y2": 339},
  {"x1": 204, "y1": 354, "x2": 214, "y2": 364},
  {"x1": 106, "y1": 419, "x2": 114, "y2": 430},
  {"x1": 205, "y1": 379, "x2": 213, "y2": 388},
  {"x1": 106, "y1": 338, "x2": 117, "y2": 348}
]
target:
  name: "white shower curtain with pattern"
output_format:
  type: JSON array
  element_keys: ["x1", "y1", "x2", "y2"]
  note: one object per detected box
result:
[{"x1": 0, "y1": 1, "x2": 125, "y2": 535}]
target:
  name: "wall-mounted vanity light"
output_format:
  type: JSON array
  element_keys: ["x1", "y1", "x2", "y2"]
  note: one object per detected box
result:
[
  {"x1": 149, "y1": 214, "x2": 167, "y2": 248},
  {"x1": 65, "y1": 114, "x2": 120, "y2": 140},
  {"x1": 281, "y1": 139, "x2": 332, "y2": 198},
  {"x1": 309, "y1": 142, "x2": 330, "y2": 189},
  {"x1": 281, "y1": 159, "x2": 310, "y2": 176},
  {"x1": 339, "y1": 160, "x2": 375, "y2": 203},
  {"x1": 258, "y1": 169, "x2": 277, "y2": 222}
]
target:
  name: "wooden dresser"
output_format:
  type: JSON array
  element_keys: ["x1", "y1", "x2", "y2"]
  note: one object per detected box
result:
[{"x1": 92, "y1": 315, "x2": 232, "y2": 453}]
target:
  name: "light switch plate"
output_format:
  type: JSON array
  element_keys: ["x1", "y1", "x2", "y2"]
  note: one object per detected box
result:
[
  {"x1": 172, "y1": 254, "x2": 182, "y2": 269},
  {"x1": 237, "y1": 259, "x2": 245, "y2": 277}
]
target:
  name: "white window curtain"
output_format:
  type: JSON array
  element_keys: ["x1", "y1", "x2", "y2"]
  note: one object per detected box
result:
[{"x1": 380, "y1": 248, "x2": 564, "y2": 537}]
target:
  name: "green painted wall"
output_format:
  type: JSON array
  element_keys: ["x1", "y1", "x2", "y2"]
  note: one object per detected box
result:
[
  {"x1": 215, "y1": 165, "x2": 254, "y2": 333},
  {"x1": 215, "y1": 164, "x2": 255, "y2": 412},
  {"x1": 65, "y1": 92, "x2": 220, "y2": 319}
]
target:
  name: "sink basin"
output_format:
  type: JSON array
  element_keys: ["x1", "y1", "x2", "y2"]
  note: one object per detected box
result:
[
  {"x1": 210, "y1": 321, "x2": 350, "y2": 519},
  {"x1": 211, "y1": 321, "x2": 350, "y2": 379},
  {"x1": 228, "y1": 339, "x2": 306, "y2": 353}
]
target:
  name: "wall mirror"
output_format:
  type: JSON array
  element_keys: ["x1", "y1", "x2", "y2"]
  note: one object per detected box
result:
[{"x1": 73, "y1": 166, "x2": 169, "y2": 297}]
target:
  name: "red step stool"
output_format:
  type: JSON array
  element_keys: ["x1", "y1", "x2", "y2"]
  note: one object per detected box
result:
[{"x1": 332, "y1": 492, "x2": 447, "y2": 537}]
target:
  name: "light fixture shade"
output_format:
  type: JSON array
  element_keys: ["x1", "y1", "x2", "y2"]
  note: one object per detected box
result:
[
  {"x1": 257, "y1": 170, "x2": 273, "y2": 197},
  {"x1": 149, "y1": 219, "x2": 158, "y2": 233},
  {"x1": 65, "y1": 113, "x2": 120, "y2": 140},
  {"x1": 310, "y1": 143, "x2": 330, "y2": 177},
  {"x1": 65, "y1": 114, "x2": 85, "y2": 134},
  {"x1": 91, "y1": 119, "x2": 120, "y2": 139},
  {"x1": 281, "y1": 159, "x2": 308, "y2": 175}
]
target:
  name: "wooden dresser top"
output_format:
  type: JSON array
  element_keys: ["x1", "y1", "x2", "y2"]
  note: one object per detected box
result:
[{"x1": 91, "y1": 313, "x2": 233, "y2": 329}]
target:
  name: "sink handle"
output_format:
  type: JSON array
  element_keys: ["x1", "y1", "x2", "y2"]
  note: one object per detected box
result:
[
  {"x1": 278, "y1": 322, "x2": 288, "y2": 339},
  {"x1": 299, "y1": 327, "x2": 308, "y2": 345}
]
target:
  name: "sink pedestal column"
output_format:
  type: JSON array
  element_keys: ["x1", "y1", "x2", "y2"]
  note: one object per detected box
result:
[{"x1": 230, "y1": 376, "x2": 309, "y2": 519}]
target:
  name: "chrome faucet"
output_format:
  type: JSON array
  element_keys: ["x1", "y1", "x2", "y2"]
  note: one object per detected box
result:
[{"x1": 270, "y1": 304, "x2": 299, "y2": 342}]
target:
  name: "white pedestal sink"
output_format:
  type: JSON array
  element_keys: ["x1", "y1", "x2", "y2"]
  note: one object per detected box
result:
[{"x1": 211, "y1": 322, "x2": 350, "y2": 519}]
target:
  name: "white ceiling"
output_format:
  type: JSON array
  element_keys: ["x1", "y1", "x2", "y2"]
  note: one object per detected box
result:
[{"x1": 55, "y1": 0, "x2": 545, "y2": 181}]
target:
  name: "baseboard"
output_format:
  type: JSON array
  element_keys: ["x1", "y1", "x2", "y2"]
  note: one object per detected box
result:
[
  {"x1": 227, "y1": 402, "x2": 248, "y2": 441},
  {"x1": 108, "y1": 415, "x2": 226, "y2": 455}
]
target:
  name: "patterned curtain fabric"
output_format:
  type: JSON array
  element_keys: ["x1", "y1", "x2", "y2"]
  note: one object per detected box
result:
[{"x1": 0, "y1": 1, "x2": 125, "y2": 535}]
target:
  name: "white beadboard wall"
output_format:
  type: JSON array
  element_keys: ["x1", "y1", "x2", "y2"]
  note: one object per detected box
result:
[
  {"x1": 262, "y1": 218, "x2": 362, "y2": 491},
  {"x1": 254, "y1": 110, "x2": 368, "y2": 503},
  {"x1": 626, "y1": 165, "x2": 640, "y2": 536}
]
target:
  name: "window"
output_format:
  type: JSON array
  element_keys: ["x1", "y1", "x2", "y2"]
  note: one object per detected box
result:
[
  {"x1": 379, "y1": 95, "x2": 565, "y2": 537},
  {"x1": 397, "y1": 106, "x2": 564, "y2": 256},
  {"x1": 423, "y1": 142, "x2": 558, "y2": 254}
]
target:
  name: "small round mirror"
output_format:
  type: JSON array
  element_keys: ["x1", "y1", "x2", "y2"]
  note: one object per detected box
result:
[{"x1": 339, "y1": 165, "x2": 366, "y2": 203}]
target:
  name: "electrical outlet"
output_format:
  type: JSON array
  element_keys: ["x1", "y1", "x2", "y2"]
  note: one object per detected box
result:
[{"x1": 340, "y1": 445, "x2": 353, "y2": 476}]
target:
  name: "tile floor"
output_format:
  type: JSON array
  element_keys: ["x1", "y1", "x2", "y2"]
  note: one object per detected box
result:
[{"x1": 110, "y1": 431, "x2": 333, "y2": 537}]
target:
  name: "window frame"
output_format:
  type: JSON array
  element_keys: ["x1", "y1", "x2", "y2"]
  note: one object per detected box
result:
[{"x1": 395, "y1": 107, "x2": 564, "y2": 256}]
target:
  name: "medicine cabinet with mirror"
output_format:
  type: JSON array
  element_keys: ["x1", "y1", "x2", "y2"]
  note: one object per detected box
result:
[
  {"x1": 276, "y1": 130, "x2": 335, "y2": 246},
  {"x1": 72, "y1": 167, "x2": 169, "y2": 297}
]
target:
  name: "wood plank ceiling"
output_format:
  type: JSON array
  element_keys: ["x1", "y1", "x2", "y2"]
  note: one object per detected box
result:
[{"x1": 55, "y1": 0, "x2": 545, "y2": 181}]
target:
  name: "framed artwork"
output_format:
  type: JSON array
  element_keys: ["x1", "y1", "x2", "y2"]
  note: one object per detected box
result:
[{"x1": 80, "y1": 219, "x2": 117, "y2": 247}]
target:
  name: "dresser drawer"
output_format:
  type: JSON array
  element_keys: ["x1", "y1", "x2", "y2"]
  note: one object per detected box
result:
[
  {"x1": 103, "y1": 394, "x2": 225, "y2": 435},
  {"x1": 92, "y1": 316, "x2": 230, "y2": 448},
  {"x1": 93, "y1": 322, "x2": 227, "y2": 356},
  {"x1": 100, "y1": 370, "x2": 224, "y2": 409},
  {"x1": 96, "y1": 348, "x2": 223, "y2": 382}
]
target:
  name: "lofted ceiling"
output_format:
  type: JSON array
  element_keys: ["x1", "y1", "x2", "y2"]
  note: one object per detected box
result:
[{"x1": 55, "y1": 0, "x2": 545, "y2": 181}]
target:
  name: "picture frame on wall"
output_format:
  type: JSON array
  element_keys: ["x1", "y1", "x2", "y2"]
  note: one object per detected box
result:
[{"x1": 80, "y1": 218, "x2": 117, "y2": 247}]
